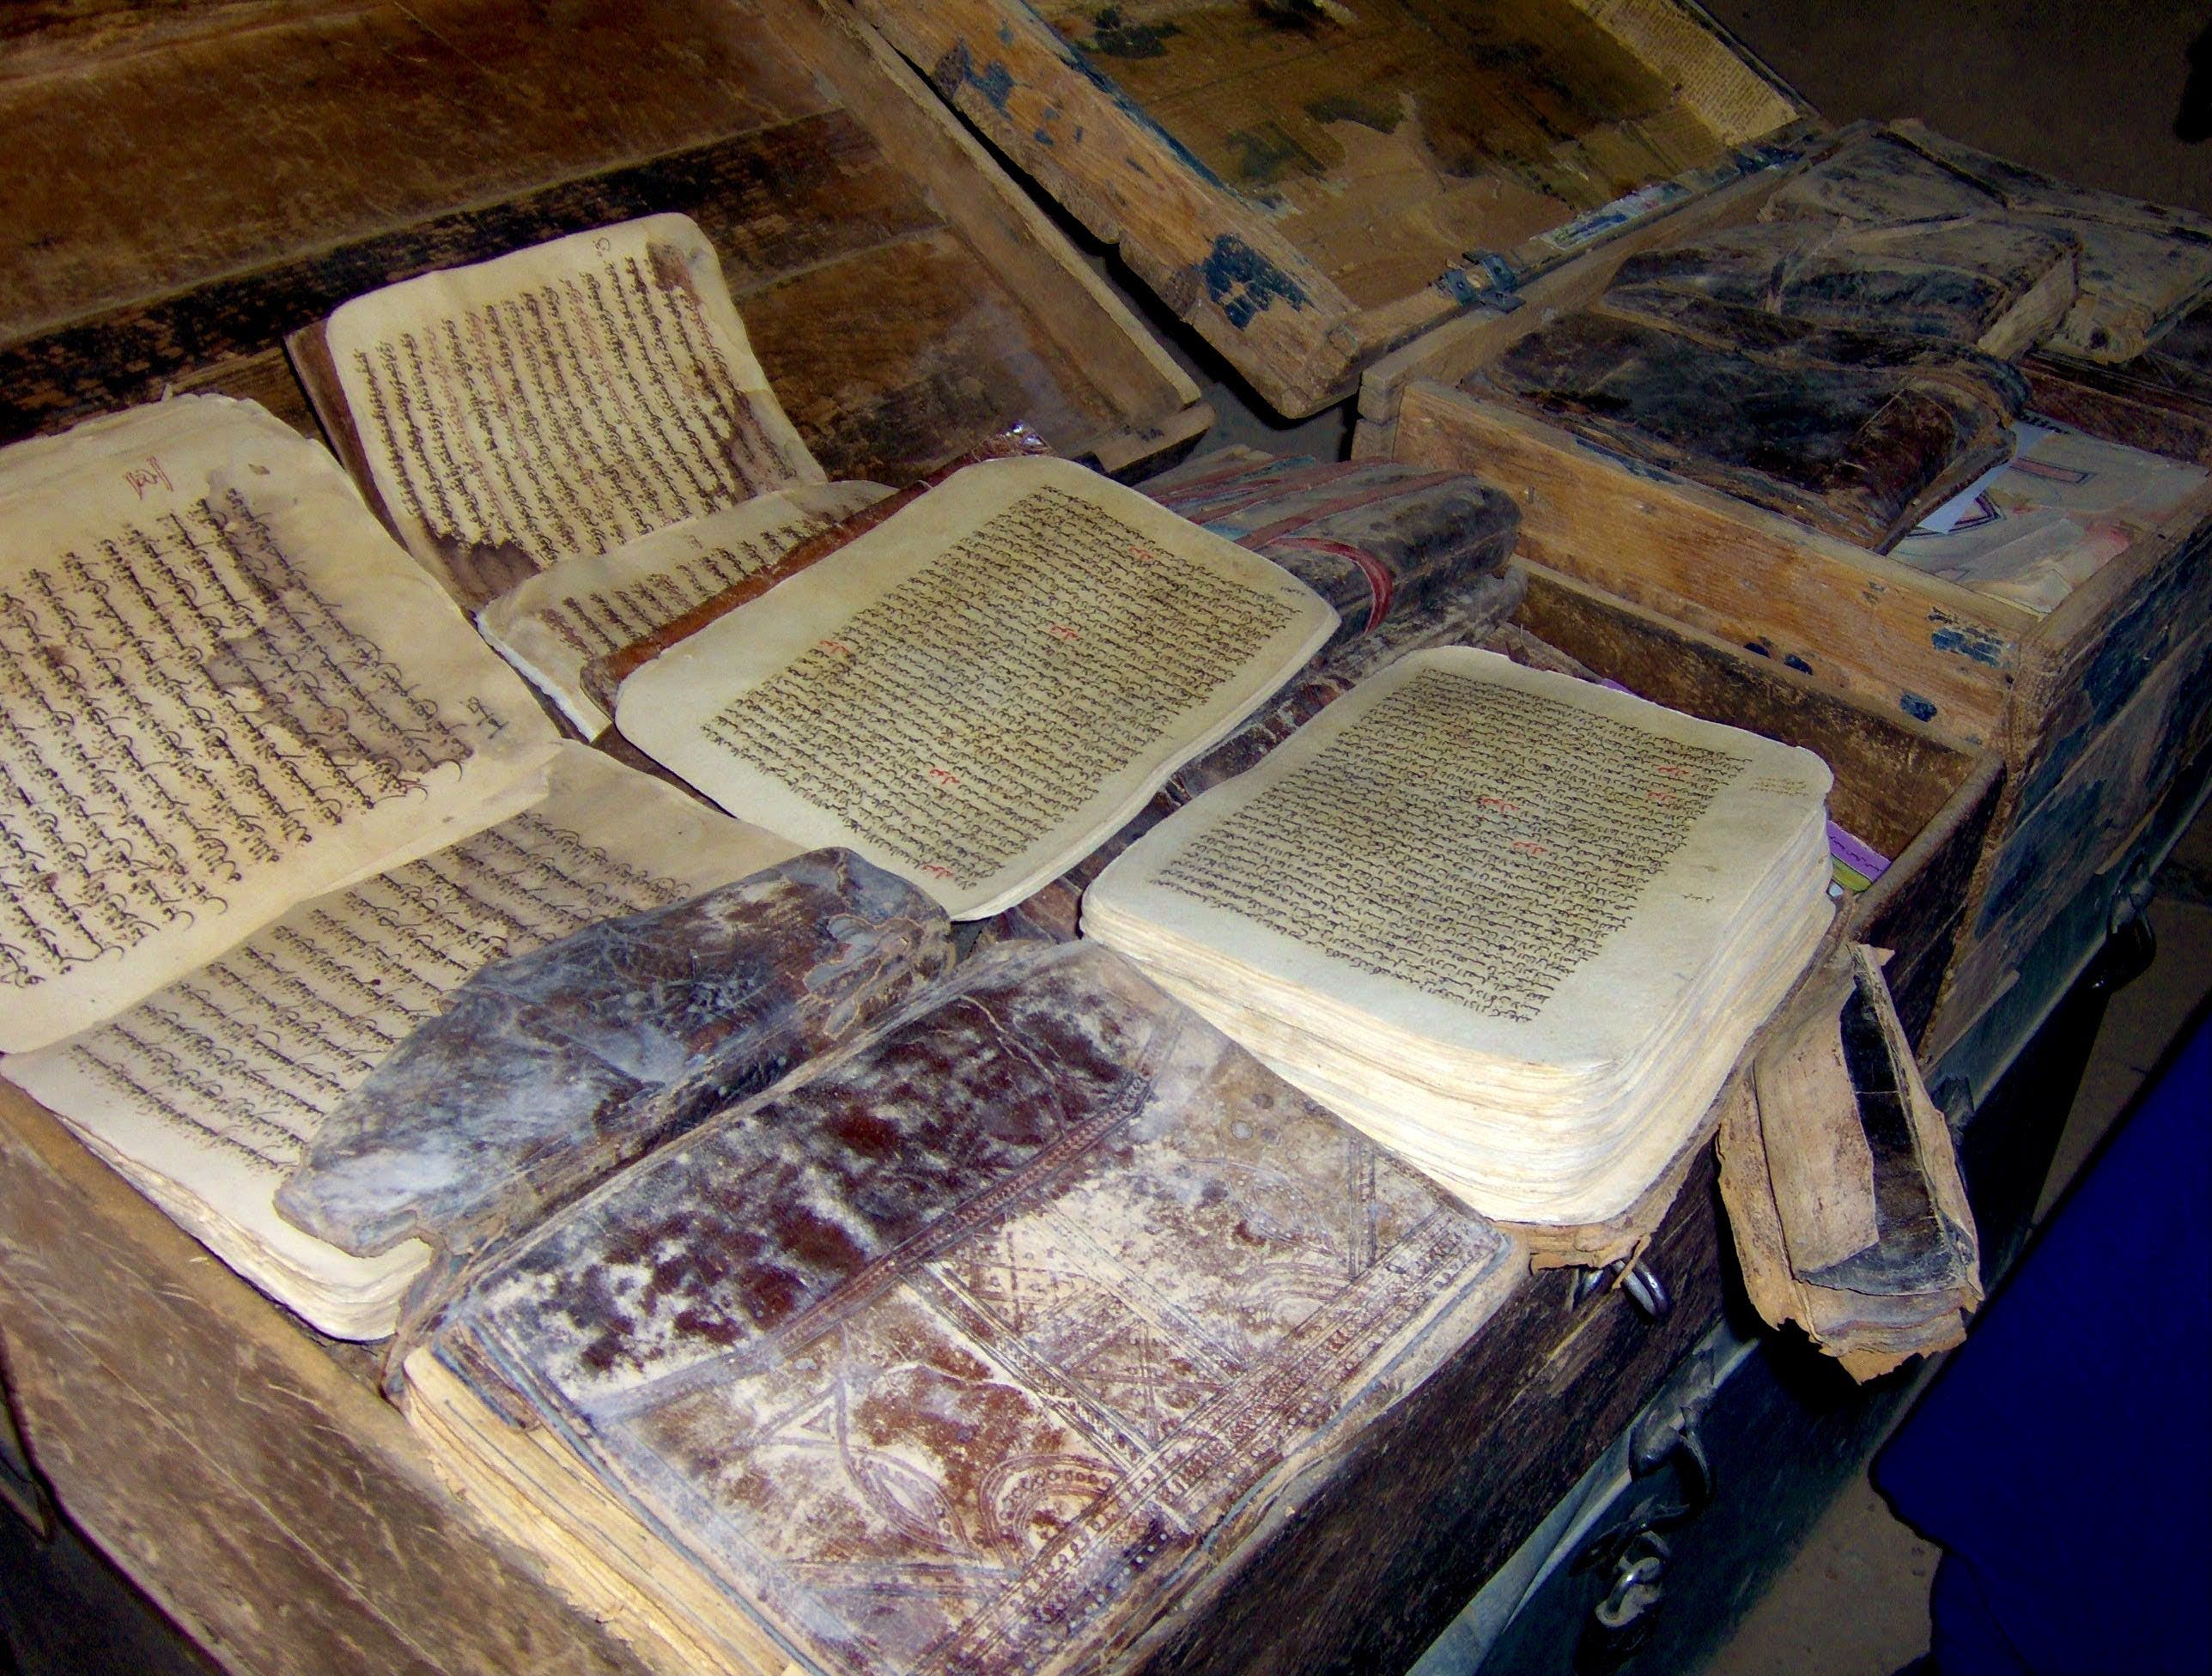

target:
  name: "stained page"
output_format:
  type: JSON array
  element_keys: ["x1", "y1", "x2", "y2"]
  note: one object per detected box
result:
[
  {"x1": 1086, "y1": 649, "x2": 1832, "y2": 1071},
  {"x1": 478, "y1": 483, "x2": 890, "y2": 735},
  {"x1": 616, "y1": 457, "x2": 1337, "y2": 918},
  {"x1": 1894, "y1": 426, "x2": 2208, "y2": 614},
  {"x1": 321, "y1": 214, "x2": 823, "y2": 607},
  {"x1": 0, "y1": 397, "x2": 560, "y2": 1054},
  {"x1": 428, "y1": 941, "x2": 1517, "y2": 1676},
  {"x1": 6, "y1": 745, "x2": 800, "y2": 1339}
]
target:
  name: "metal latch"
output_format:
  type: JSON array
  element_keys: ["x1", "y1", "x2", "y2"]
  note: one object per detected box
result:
[
  {"x1": 1568, "y1": 1349, "x2": 1719, "y2": 1670},
  {"x1": 1572, "y1": 1259, "x2": 1673, "y2": 1321}
]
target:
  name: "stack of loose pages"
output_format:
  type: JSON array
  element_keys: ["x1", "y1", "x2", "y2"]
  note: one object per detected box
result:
[{"x1": 1083, "y1": 649, "x2": 1836, "y2": 1230}]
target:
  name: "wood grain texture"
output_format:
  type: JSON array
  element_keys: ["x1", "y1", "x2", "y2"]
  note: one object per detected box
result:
[
  {"x1": 2002, "y1": 479, "x2": 2212, "y2": 815},
  {"x1": 1391, "y1": 382, "x2": 2030, "y2": 744},
  {"x1": 1942, "y1": 617, "x2": 2212, "y2": 1024},
  {"x1": 0, "y1": 1082, "x2": 653, "y2": 1676},
  {"x1": 851, "y1": 0, "x2": 1805, "y2": 415},
  {"x1": 0, "y1": 0, "x2": 1202, "y2": 478}
]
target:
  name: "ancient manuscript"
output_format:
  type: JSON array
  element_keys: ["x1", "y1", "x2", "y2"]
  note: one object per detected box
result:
[
  {"x1": 616, "y1": 457, "x2": 1336, "y2": 918},
  {"x1": 479, "y1": 482, "x2": 891, "y2": 735},
  {"x1": 6, "y1": 744, "x2": 802, "y2": 1339},
  {"x1": 412, "y1": 940, "x2": 1518, "y2": 1676},
  {"x1": 278, "y1": 847, "x2": 952, "y2": 1291},
  {"x1": 1085, "y1": 649, "x2": 1836, "y2": 1229},
  {"x1": 0, "y1": 397, "x2": 560, "y2": 1055},
  {"x1": 313, "y1": 215, "x2": 822, "y2": 608}
]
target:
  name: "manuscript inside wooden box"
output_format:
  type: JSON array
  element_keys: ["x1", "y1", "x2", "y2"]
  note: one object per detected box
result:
[{"x1": 849, "y1": 0, "x2": 1811, "y2": 414}]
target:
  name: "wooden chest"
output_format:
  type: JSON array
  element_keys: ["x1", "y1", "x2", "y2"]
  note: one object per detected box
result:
[
  {"x1": 0, "y1": 0, "x2": 1209, "y2": 481},
  {"x1": 842, "y1": 0, "x2": 1817, "y2": 416},
  {"x1": 0, "y1": 559, "x2": 1996, "y2": 1676},
  {"x1": 810, "y1": 3, "x2": 2210, "y2": 1054},
  {"x1": 1349, "y1": 130, "x2": 2212, "y2": 1047}
]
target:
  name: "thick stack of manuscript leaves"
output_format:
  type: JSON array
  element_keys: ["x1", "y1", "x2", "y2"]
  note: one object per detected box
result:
[{"x1": 1083, "y1": 650, "x2": 1836, "y2": 1231}]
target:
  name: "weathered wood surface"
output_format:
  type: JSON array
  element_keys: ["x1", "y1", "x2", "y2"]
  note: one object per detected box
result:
[
  {"x1": 1941, "y1": 616, "x2": 2212, "y2": 1029},
  {"x1": 1389, "y1": 381, "x2": 2033, "y2": 744},
  {"x1": 2023, "y1": 297, "x2": 2212, "y2": 465},
  {"x1": 850, "y1": 0, "x2": 1805, "y2": 415},
  {"x1": 0, "y1": 0, "x2": 1205, "y2": 481},
  {"x1": 0, "y1": 1082, "x2": 654, "y2": 1676},
  {"x1": 2002, "y1": 477, "x2": 2212, "y2": 814}
]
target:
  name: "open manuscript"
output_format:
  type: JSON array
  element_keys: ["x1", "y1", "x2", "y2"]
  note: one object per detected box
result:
[
  {"x1": 1084, "y1": 650, "x2": 1837, "y2": 1230},
  {"x1": 0, "y1": 396, "x2": 811, "y2": 1336},
  {"x1": 615, "y1": 455, "x2": 1338, "y2": 918},
  {"x1": 294, "y1": 214, "x2": 838, "y2": 730}
]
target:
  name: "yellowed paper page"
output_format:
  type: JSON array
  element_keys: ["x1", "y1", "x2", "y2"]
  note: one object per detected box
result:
[
  {"x1": 6, "y1": 744, "x2": 799, "y2": 1339},
  {"x1": 0, "y1": 397, "x2": 560, "y2": 1054},
  {"x1": 478, "y1": 483, "x2": 890, "y2": 736},
  {"x1": 615, "y1": 457, "x2": 1337, "y2": 918},
  {"x1": 1090, "y1": 650, "x2": 1830, "y2": 1064},
  {"x1": 323, "y1": 214, "x2": 823, "y2": 604}
]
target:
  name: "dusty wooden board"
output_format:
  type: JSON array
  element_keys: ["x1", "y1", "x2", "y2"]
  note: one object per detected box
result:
[
  {"x1": 1389, "y1": 383, "x2": 2033, "y2": 744},
  {"x1": 1940, "y1": 616, "x2": 2212, "y2": 1029},
  {"x1": 2001, "y1": 477, "x2": 2212, "y2": 815},
  {"x1": 849, "y1": 0, "x2": 1808, "y2": 416},
  {"x1": 0, "y1": 1083, "x2": 653, "y2": 1676},
  {"x1": 0, "y1": 0, "x2": 1206, "y2": 481}
]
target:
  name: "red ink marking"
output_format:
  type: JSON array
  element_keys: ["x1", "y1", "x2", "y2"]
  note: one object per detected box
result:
[
  {"x1": 1649, "y1": 789, "x2": 1679, "y2": 805},
  {"x1": 925, "y1": 768, "x2": 962, "y2": 788},
  {"x1": 1046, "y1": 623, "x2": 1080, "y2": 642},
  {"x1": 920, "y1": 864, "x2": 957, "y2": 880},
  {"x1": 123, "y1": 458, "x2": 173, "y2": 500},
  {"x1": 1510, "y1": 839, "x2": 1550, "y2": 857},
  {"x1": 1656, "y1": 763, "x2": 1689, "y2": 779},
  {"x1": 815, "y1": 638, "x2": 854, "y2": 659},
  {"x1": 1478, "y1": 794, "x2": 1518, "y2": 813}
]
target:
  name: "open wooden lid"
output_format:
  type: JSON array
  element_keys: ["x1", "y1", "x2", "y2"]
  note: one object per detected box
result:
[
  {"x1": 0, "y1": 0, "x2": 1206, "y2": 481},
  {"x1": 850, "y1": 0, "x2": 1815, "y2": 415}
]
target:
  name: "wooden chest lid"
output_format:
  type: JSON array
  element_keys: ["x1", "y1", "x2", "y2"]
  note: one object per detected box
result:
[
  {"x1": 0, "y1": 0, "x2": 1207, "y2": 481},
  {"x1": 847, "y1": 0, "x2": 1814, "y2": 415}
]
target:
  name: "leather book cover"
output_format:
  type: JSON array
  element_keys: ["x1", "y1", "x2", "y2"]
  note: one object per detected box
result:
[{"x1": 428, "y1": 940, "x2": 1516, "y2": 1676}]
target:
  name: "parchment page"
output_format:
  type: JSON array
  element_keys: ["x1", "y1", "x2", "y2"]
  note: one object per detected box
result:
[
  {"x1": 1086, "y1": 648, "x2": 1832, "y2": 1069},
  {"x1": 323, "y1": 214, "x2": 823, "y2": 607},
  {"x1": 5, "y1": 744, "x2": 799, "y2": 1339},
  {"x1": 616, "y1": 457, "x2": 1337, "y2": 918},
  {"x1": 0, "y1": 397, "x2": 560, "y2": 1054},
  {"x1": 478, "y1": 482, "x2": 890, "y2": 736}
]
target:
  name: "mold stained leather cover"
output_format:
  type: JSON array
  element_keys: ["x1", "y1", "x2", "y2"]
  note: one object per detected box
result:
[
  {"x1": 1141, "y1": 448, "x2": 1522, "y2": 653},
  {"x1": 278, "y1": 850, "x2": 954, "y2": 1270},
  {"x1": 1477, "y1": 284, "x2": 2027, "y2": 550},
  {"x1": 430, "y1": 939, "x2": 1516, "y2": 1676},
  {"x1": 1610, "y1": 217, "x2": 2077, "y2": 349}
]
